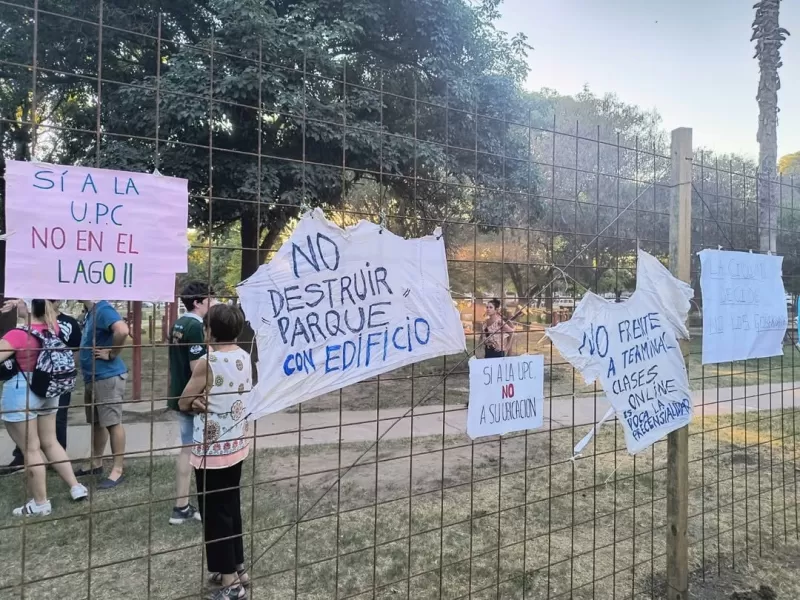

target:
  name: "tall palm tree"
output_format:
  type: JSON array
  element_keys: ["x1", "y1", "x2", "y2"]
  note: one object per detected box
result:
[{"x1": 752, "y1": 0, "x2": 790, "y2": 253}]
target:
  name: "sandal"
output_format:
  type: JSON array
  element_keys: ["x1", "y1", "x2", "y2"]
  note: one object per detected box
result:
[{"x1": 208, "y1": 570, "x2": 249, "y2": 588}]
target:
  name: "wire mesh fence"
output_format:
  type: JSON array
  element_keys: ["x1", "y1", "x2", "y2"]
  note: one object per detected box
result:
[{"x1": 1, "y1": 2, "x2": 800, "y2": 599}]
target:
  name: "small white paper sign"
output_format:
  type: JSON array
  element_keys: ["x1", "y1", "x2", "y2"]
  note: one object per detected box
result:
[
  {"x1": 699, "y1": 249, "x2": 787, "y2": 364},
  {"x1": 467, "y1": 355, "x2": 544, "y2": 438}
]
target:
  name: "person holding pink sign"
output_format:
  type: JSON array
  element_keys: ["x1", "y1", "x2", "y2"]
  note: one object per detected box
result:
[
  {"x1": 3, "y1": 300, "x2": 82, "y2": 475},
  {"x1": 0, "y1": 299, "x2": 88, "y2": 516}
]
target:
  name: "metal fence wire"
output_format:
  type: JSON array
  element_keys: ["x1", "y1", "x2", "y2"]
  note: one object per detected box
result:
[{"x1": 1, "y1": 3, "x2": 800, "y2": 599}]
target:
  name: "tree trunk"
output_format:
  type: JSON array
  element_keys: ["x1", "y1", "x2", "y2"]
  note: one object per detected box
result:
[
  {"x1": 753, "y1": 0, "x2": 788, "y2": 253},
  {"x1": 757, "y1": 73, "x2": 779, "y2": 254},
  {"x1": 237, "y1": 207, "x2": 293, "y2": 378},
  {"x1": 506, "y1": 263, "x2": 527, "y2": 300},
  {"x1": 239, "y1": 210, "x2": 261, "y2": 284},
  {"x1": 238, "y1": 212, "x2": 260, "y2": 365},
  {"x1": 0, "y1": 121, "x2": 22, "y2": 335}
]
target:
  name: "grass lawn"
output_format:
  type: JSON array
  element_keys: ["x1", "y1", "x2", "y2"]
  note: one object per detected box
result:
[{"x1": 1, "y1": 409, "x2": 799, "y2": 599}]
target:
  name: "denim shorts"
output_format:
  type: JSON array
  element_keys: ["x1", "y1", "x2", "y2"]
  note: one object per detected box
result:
[
  {"x1": 1, "y1": 373, "x2": 58, "y2": 422},
  {"x1": 175, "y1": 410, "x2": 194, "y2": 447}
]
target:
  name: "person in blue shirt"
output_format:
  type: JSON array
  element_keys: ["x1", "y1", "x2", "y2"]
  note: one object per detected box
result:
[{"x1": 74, "y1": 300, "x2": 130, "y2": 489}]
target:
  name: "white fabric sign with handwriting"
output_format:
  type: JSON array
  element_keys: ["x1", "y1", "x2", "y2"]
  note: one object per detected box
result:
[
  {"x1": 546, "y1": 250, "x2": 694, "y2": 455},
  {"x1": 237, "y1": 209, "x2": 466, "y2": 418}
]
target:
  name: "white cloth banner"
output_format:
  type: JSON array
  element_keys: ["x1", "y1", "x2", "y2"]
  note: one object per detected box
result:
[
  {"x1": 699, "y1": 250, "x2": 787, "y2": 364},
  {"x1": 545, "y1": 250, "x2": 694, "y2": 455},
  {"x1": 467, "y1": 355, "x2": 544, "y2": 439},
  {"x1": 238, "y1": 209, "x2": 466, "y2": 418}
]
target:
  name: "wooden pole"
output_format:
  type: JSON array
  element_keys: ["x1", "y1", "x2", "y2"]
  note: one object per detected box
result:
[
  {"x1": 667, "y1": 127, "x2": 692, "y2": 600},
  {"x1": 132, "y1": 301, "x2": 143, "y2": 401}
]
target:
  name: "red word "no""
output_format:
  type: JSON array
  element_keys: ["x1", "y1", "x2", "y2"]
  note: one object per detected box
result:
[{"x1": 501, "y1": 383, "x2": 515, "y2": 399}]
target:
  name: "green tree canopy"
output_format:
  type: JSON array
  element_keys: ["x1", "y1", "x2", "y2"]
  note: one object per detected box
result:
[{"x1": 91, "y1": 0, "x2": 534, "y2": 283}]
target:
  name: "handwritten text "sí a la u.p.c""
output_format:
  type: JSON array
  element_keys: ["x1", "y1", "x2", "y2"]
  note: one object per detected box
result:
[{"x1": 31, "y1": 168, "x2": 140, "y2": 228}]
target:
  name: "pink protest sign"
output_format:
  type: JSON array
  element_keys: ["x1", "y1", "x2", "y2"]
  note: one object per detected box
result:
[{"x1": 4, "y1": 160, "x2": 189, "y2": 302}]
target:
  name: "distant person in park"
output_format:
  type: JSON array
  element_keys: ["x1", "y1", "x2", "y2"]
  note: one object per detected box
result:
[
  {"x1": 0, "y1": 299, "x2": 87, "y2": 516},
  {"x1": 179, "y1": 303, "x2": 252, "y2": 600},
  {"x1": 75, "y1": 300, "x2": 129, "y2": 489},
  {"x1": 483, "y1": 298, "x2": 515, "y2": 358},
  {"x1": 167, "y1": 281, "x2": 213, "y2": 525},
  {"x1": 2, "y1": 299, "x2": 82, "y2": 475}
]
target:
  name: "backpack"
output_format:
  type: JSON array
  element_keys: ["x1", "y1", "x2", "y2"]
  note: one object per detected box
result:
[{"x1": 19, "y1": 326, "x2": 77, "y2": 398}]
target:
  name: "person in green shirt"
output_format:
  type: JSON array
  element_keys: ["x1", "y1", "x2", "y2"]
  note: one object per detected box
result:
[{"x1": 168, "y1": 281, "x2": 213, "y2": 524}]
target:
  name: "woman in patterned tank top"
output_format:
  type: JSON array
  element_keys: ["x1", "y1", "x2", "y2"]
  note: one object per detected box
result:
[
  {"x1": 482, "y1": 298, "x2": 515, "y2": 358},
  {"x1": 179, "y1": 304, "x2": 251, "y2": 600}
]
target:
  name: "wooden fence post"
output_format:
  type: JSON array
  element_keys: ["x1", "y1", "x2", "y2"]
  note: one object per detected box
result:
[
  {"x1": 132, "y1": 301, "x2": 142, "y2": 401},
  {"x1": 667, "y1": 127, "x2": 692, "y2": 600}
]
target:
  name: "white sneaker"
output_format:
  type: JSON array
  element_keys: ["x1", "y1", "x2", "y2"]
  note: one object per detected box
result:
[
  {"x1": 13, "y1": 499, "x2": 52, "y2": 517},
  {"x1": 70, "y1": 484, "x2": 88, "y2": 501}
]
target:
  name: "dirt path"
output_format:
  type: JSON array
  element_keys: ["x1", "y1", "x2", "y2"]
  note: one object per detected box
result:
[{"x1": 1, "y1": 379, "x2": 797, "y2": 462}]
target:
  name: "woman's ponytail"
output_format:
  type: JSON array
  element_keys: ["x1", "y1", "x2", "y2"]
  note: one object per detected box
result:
[{"x1": 31, "y1": 299, "x2": 58, "y2": 330}]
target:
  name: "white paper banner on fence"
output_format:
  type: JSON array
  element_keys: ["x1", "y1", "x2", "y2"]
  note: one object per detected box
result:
[
  {"x1": 467, "y1": 355, "x2": 544, "y2": 439},
  {"x1": 699, "y1": 249, "x2": 787, "y2": 364},
  {"x1": 237, "y1": 208, "x2": 466, "y2": 418}
]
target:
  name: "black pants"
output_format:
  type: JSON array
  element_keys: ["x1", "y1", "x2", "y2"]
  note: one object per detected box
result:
[
  {"x1": 12, "y1": 392, "x2": 71, "y2": 461},
  {"x1": 484, "y1": 347, "x2": 505, "y2": 359},
  {"x1": 195, "y1": 461, "x2": 244, "y2": 575}
]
